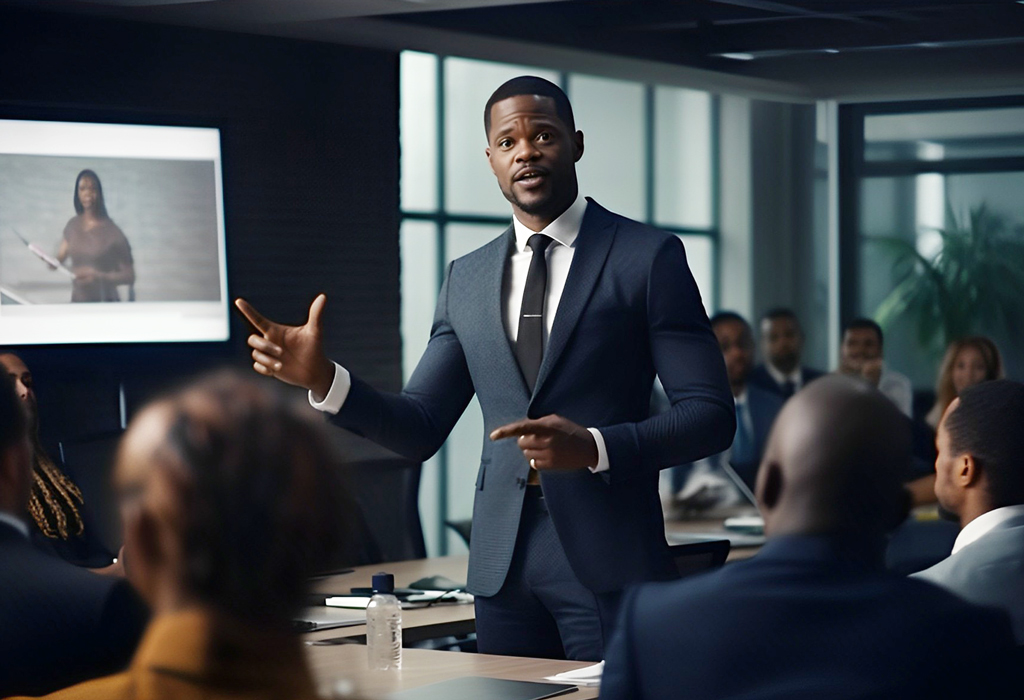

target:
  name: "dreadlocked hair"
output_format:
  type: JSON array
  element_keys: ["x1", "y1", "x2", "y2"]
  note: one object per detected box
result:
[{"x1": 27, "y1": 436, "x2": 84, "y2": 540}]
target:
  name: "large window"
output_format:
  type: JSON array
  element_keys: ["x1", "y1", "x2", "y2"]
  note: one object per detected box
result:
[
  {"x1": 841, "y1": 97, "x2": 1024, "y2": 396},
  {"x1": 401, "y1": 52, "x2": 720, "y2": 554}
]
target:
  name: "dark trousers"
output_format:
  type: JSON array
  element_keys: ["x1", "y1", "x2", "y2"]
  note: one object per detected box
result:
[{"x1": 474, "y1": 486, "x2": 622, "y2": 661}]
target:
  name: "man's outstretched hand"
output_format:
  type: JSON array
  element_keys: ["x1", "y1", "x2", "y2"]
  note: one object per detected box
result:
[
  {"x1": 490, "y1": 415, "x2": 598, "y2": 471},
  {"x1": 234, "y1": 294, "x2": 335, "y2": 399}
]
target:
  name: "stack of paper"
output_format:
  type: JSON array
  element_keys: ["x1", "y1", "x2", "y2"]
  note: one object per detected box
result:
[{"x1": 543, "y1": 661, "x2": 604, "y2": 687}]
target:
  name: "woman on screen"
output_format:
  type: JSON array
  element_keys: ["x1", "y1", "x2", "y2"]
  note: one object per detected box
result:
[{"x1": 56, "y1": 169, "x2": 135, "y2": 303}]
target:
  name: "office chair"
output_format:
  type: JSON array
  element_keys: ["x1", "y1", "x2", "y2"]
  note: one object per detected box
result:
[
  {"x1": 669, "y1": 539, "x2": 731, "y2": 579},
  {"x1": 58, "y1": 429, "x2": 126, "y2": 553}
]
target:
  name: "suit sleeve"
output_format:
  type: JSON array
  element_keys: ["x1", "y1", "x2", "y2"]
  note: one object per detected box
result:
[
  {"x1": 330, "y1": 261, "x2": 476, "y2": 462},
  {"x1": 598, "y1": 586, "x2": 643, "y2": 700},
  {"x1": 599, "y1": 236, "x2": 735, "y2": 482}
]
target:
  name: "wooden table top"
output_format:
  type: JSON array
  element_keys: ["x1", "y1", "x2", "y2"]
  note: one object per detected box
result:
[
  {"x1": 305, "y1": 556, "x2": 475, "y2": 645},
  {"x1": 308, "y1": 645, "x2": 598, "y2": 699}
]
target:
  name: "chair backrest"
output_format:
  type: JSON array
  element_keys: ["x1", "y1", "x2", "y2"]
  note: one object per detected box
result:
[
  {"x1": 669, "y1": 539, "x2": 731, "y2": 579},
  {"x1": 58, "y1": 429, "x2": 125, "y2": 553},
  {"x1": 331, "y1": 430, "x2": 426, "y2": 564}
]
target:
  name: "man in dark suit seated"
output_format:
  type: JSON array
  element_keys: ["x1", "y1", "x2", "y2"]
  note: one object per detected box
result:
[
  {"x1": 602, "y1": 375, "x2": 1017, "y2": 700},
  {"x1": 0, "y1": 374, "x2": 146, "y2": 697},
  {"x1": 914, "y1": 379, "x2": 1024, "y2": 644},
  {"x1": 672, "y1": 312, "x2": 784, "y2": 505},
  {"x1": 747, "y1": 307, "x2": 824, "y2": 398}
]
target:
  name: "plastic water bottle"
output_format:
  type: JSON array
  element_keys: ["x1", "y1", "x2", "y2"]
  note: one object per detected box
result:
[{"x1": 366, "y1": 572, "x2": 402, "y2": 670}]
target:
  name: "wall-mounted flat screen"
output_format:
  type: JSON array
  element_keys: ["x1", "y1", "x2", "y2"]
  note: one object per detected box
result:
[{"x1": 0, "y1": 119, "x2": 228, "y2": 344}]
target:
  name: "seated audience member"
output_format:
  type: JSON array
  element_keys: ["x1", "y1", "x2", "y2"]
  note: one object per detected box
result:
[
  {"x1": 925, "y1": 336, "x2": 1003, "y2": 429},
  {"x1": 601, "y1": 375, "x2": 1016, "y2": 700},
  {"x1": 914, "y1": 379, "x2": 1024, "y2": 644},
  {"x1": 0, "y1": 375, "x2": 146, "y2": 698},
  {"x1": 0, "y1": 351, "x2": 120, "y2": 572},
  {"x1": 838, "y1": 318, "x2": 913, "y2": 417},
  {"x1": 748, "y1": 308, "x2": 824, "y2": 398},
  {"x1": 673, "y1": 312, "x2": 784, "y2": 507},
  {"x1": 8, "y1": 371, "x2": 349, "y2": 700}
]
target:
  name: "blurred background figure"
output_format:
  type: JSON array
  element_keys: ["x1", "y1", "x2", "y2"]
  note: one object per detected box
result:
[
  {"x1": 0, "y1": 373, "x2": 147, "y2": 698},
  {"x1": 10, "y1": 370, "x2": 352, "y2": 699},
  {"x1": 56, "y1": 169, "x2": 135, "y2": 303},
  {"x1": 838, "y1": 318, "x2": 913, "y2": 417},
  {"x1": 672, "y1": 312, "x2": 784, "y2": 510},
  {"x1": 915, "y1": 379, "x2": 1024, "y2": 645},
  {"x1": 748, "y1": 308, "x2": 824, "y2": 399},
  {"x1": 601, "y1": 375, "x2": 1017, "y2": 700},
  {"x1": 0, "y1": 351, "x2": 120, "y2": 572},
  {"x1": 925, "y1": 336, "x2": 1003, "y2": 429}
]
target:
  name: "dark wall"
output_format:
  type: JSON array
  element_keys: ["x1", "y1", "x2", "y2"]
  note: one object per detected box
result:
[{"x1": 0, "y1": 9, "x2": 401, "y2": 447}]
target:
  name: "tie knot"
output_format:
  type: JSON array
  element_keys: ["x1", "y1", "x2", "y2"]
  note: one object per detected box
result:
[{"x1": 527, "y1": 233, "x2": 553, "y2": 255}]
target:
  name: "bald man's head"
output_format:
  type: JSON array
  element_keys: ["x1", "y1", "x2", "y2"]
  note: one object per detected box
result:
[{"x1": 756, "y1": 375, "x2": 911, "y2": 539}]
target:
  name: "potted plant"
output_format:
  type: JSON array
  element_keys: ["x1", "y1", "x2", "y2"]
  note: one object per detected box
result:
[{"x1": 869, "y1": 202, "x2": 1024, "y2": 360}]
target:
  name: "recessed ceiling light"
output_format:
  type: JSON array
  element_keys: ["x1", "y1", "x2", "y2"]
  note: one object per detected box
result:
[{"x1": 719, "y1": 53, "x2": 755, "y2": 61}]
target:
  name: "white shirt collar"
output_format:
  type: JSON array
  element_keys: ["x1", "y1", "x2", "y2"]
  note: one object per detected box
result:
[
  {"x1": 765, "y1": 363, "x2": 801, "y2": 387},
  {"x1": 0, "y1": 510, "x2": 29, "y2": 539},
  {"x1": 733, "y1": 388, "x2": 748, "y2": 407},
  {"x1": 952, "y1": 504, "x2": 1024, "y2": 555},
  {"x1": 512, "y1": 194, "x2": 587, "y2": 253}
]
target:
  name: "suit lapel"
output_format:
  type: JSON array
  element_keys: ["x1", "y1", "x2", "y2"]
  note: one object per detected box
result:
[
  {"x1": 475, "y1": 227, "x2": 531, "y2": 399},
  {"x1": 531, "y1": 201, "x2": 616, "y2": 401}
]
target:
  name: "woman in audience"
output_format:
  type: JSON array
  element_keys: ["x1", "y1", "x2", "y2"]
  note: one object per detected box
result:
[
  {"x1": 926, "y1": 337, "x2": 1003, "y2": 429},
  {"x1": 0, "y1": 352, "x2": 121, "y2": 573},
  {"x1": 56, "y1": 169, "x2": 135, "y2": 303}
]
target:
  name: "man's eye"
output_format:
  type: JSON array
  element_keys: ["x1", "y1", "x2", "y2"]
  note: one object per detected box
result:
[
  {"x1": 537, "y1": 132, "x2": 551, "y2": 142},
  {"x1": 499, "y1": 138, "x2": 513, "y2": 148}
]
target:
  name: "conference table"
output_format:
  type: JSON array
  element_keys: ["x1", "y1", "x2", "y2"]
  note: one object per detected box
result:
[{"x1": 302, "y1": 513, "x2": 761, "y2": 697}]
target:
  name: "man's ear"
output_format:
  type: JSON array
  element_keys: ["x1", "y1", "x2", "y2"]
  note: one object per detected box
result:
[
  {"x1": 957, "y1": 454, "x2": 979, "y2": 487},
  {"x1": 486, "y1": 147, "x2": 497, "y2": 176},
  {"x1": 573, "y1": 131, "x2": 585, "y2": 162},
  {"x1": 759, "y1": 462, "x2": 783, "y2": 511}
]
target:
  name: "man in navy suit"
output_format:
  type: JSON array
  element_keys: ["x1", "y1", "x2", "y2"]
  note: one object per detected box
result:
[
  {"x1": 236, "y1": 76, "x2": 733, "y2": 660},
  {"x1": 602, "y1": 375, "x2": 1017, "y2": 700},
  {"x1": 0, "y1": 374, "x2": 147, "y2": 697},
  {"x1": 673, "y1": 312, "x2": 784, "y2": 503},
  {"x1": 748, "y1": 307, "x2": 824, "y2": 398},
  {"x1": 915, "y1": 379, "x2": 1024, "y2": 644}
]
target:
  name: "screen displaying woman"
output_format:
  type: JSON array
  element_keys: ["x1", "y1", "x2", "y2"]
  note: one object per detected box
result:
[{"x1": 56, "y1": 169, "x2": 135, "y2": 303}]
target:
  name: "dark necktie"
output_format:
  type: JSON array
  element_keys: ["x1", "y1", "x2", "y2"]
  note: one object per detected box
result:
[{"x1": 515, "y1": 233, "x2": 553, "y2": 392}]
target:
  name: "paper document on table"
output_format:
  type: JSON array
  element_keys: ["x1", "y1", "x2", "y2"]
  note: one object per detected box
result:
[
  {"x1": 544, "y1": 661, "x2": 604, "y2": 687},
  {"x1": 325, "y1": 591, "x2": 473, "y2": 610}
]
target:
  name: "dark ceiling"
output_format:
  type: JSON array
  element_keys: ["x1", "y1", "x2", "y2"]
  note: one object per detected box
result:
[{"x1": 385, "y1": 0, "x2": 1024, "y2": 96}]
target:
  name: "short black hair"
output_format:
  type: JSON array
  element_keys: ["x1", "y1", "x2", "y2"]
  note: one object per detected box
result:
[
  {"x1": 762, "y1": 307, "x2": 799, "y2": 324},
  {"x1": 945, "y1": 379, "x2": 1024, "y2": 508},
  {"x1": 484, "y1": 76, "x2": 575, "y2": 137},
  {"x1": 710, "y1": 310, "x2": 751, "y2": 331},
  {"x1": 0, "y1": 372, "x2": 26, "y2": 455},
  {"x1": 844, "y1": 317, "x2": 883, "y2": 348}
]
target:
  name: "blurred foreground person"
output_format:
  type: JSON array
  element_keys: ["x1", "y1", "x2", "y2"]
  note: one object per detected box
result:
[
  {"x1": 915, "y1": 380, "x2": 1024, "y2": 644},
  {"x1": 0, "y1": 375, "x2": 146, "y2": 698},
  {"x1": 11, "y1": 371, "x2": 348, "y2": 700},
  {"x1": 925, "y1": 336, "x2": 1003, "y2": 429},
  {"x1": 0, "y1": 351, "x2": 120, "y2": 571},
  {"x1": 601, "y1": 375, "x2": 1016, "y2": 700}
]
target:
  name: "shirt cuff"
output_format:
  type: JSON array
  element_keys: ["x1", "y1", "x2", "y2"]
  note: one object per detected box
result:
[
  {"x1": 587, "y1": 427, "x2": 610, "y2": 473},
  {"x1": 308, "y1": 362, "x2": 350, "y2": 415}
]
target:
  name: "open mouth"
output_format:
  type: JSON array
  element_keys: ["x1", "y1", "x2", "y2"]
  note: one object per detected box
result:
[{"x1": 514, "y1": 169, "x2": 548, "y2": 187}]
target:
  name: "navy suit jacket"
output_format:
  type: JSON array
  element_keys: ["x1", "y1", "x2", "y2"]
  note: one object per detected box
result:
[
  {"x1": 748, "y1": 364, "x2": 824, "y2": 398},
  {"x1": 601, "y1": 535, "x2": 1018, "y2": 700},
  {"x1": 732, "y1": 384, "x2": 784, "y2": 488},
  {"x1": 332, "y1": 200, "x2": 734, "y2": 595},
  {"x1": 0, "y1": 521, "x2": 148, "y2": 697}
]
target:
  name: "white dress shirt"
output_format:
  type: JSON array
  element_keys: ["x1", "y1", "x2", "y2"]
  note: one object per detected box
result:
[
  {"x1": 310, "y1": 194, "x2": 610, "y2": 472},
  {"x1": 951, "y1": 504, "x2": 1024, "y2": 555},
  {"x1": 765, "y1": 363, "x2": 803, "y2": 392},
  {"x1": 877, "y1": 364, "x2": 913, "y2": 418},
  {"x1": 0, "y1": 510, "x2": 29, "y2": 538}
]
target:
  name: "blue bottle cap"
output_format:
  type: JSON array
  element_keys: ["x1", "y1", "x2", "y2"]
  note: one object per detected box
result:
[{"x1": 372, "y1": 572, "x2": 395, "y2": 594}]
